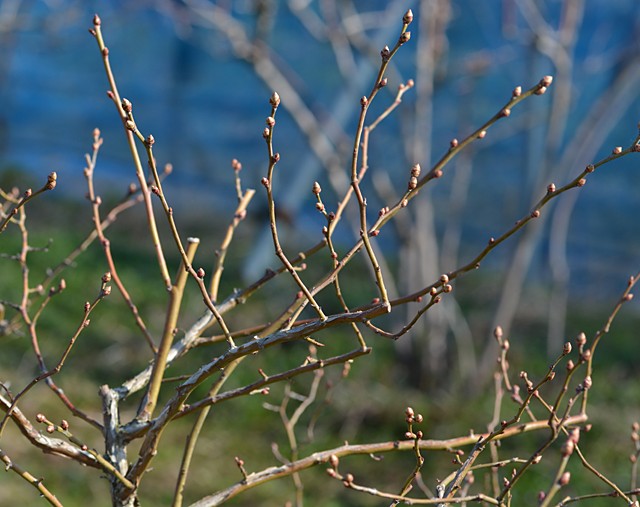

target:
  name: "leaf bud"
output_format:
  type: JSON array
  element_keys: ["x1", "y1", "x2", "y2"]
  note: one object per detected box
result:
[
  {"x1": 403, "y1": 9, "x2": 413, "y2": 24},
  {"x1": 558, "y1": 471, "x2": 571, "y2": 486},
  {"x1": 540, "y1": 75, "x2": 554, "y2": 87},
  {"x1": 399, "y1": 31, "x2": 411, "y2": 44},
  {"x1": 121, "y1": 98, "x2": 132, "y2": 113}
]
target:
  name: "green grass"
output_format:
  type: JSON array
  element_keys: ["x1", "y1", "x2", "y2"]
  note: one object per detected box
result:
[{"x1": 1, "y1": 193, "x2": 638, "y2": 506}]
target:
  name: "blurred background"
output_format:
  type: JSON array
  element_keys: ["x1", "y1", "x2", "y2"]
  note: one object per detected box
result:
[{"x1": 1, "y1": 1, "x2": 640, "y2": 505}]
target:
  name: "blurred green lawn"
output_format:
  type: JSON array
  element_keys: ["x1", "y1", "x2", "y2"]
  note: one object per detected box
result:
[{"x1": 1, "y1": 182, "x2": 638, "y2": 506}]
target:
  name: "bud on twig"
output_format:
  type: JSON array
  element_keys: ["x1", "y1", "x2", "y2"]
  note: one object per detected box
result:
[
  {"x1": 558, "y1": 471, "x2": 571, "y2": 486},
  {"x1": 121, "y1": 98, "x2": 132, "y2": 113},
  {"x1": 399, "y1": 31, "x2": 411, "y2": 44},
  {"x1": 45, "y1": 172, "x2": 57, "y2": 190}
]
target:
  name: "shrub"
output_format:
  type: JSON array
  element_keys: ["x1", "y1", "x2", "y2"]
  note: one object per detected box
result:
[{"x1": 1, "y1": 6, "x2": 639, "y2": 507}]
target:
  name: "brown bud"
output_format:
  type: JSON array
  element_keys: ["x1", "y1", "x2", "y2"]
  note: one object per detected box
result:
[
  {"x1": 269, "y1": 91, "x2": 280, "y2": 108},
  {"x1": 329, "y1": 454, "x2": 339, "y2": 469},
  {"x1": 36, "y1": 413, "x2": 46, "y2": 423},
  {"x1": 547, "y1": 183, "x2": 556, "y2": 193},
  {"x1": 512, "y1": 86, "x2": 522, "y2": 97},
  {"x1": 569, "y1": 428, "x2": 580, "y2": 444},
  {"x1": 499, "y1": 108, "x2": 511, "y2": 118},
  {"x1": 121, "y1": 98, "x2": 132, "y2": 113},
  {"x1": 146, "y1": 134, "x2": 155, "y2": 146},
  {"x1": 266, "y1": 116, "x2": 275, "y2": 127},
  {"x1": 612, "y1": 146, "x2": 623, "y2": 155},
  {"x1": 410, "y1": 164, "x2": 421, "y2": 177},
  {"x1": 563, "y1": 342, "x2": 572, "y2": 355},
  {"x1": 540, "y1": 75, "x2": 553, "y2": 87},
  {"x1": 360, "y1": 96, "x2": 368, "y2": 107},
  {"x1": 125, "y1": 120, "x2": 136, "y2": 131},
  {"x1": 561, "y1": 438, "x2": 574, "y2": 457},
  {"x1": 494, "y1": 326, "x2": 503, "y2": 339},
  {"x1": 399, "y1": 31, "x2": 411, "y2": 44},
  {"x1": 558, "y1": 471, "x2": 571, "y2": 486},
  {"x1": 93, "y1": 14, "x2": 101, "y2": 26},
  {"x1": 196, "y1": 268, "x2": 205, "y2": 278},
  {"x1": 585, "y1": 164, "x2": 595, "y2": 173},
  {"x1": 478, "y1": 130, "x2": 487, "y2": 139},
  {"x1": 46, "y1": 172, "x2": 58, "y2": 190},
  {"x1": 381, "y1": 46, "x2": 390, "y2": 61},
  {"x1": 576, "y1": 332, "x2": 587, "y2": 346},
  {"x1": 403, "y1": 9, "x2": 413, "y2": 24},
  {"x1": 312, "y1": 182, "x2": 321, "y2": 195},
  {"x1": 450, "y1": 138, "x2": 459, "y2": 148},
  {"x1": 378, "y1": 78, "x2": 388, "y2": 88},
  {"x1": 262, "y1": 127, "x2": 270, "y2": 139},
  {"x1": 408, "y1": 177, "x2": 418, "y2": 190},
  {"x1": 535, "y1": 86, "x2": 547, "y2": 95},
  {"x1": 60, "y1": 420, "x2": 69, "y2": 431}
]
